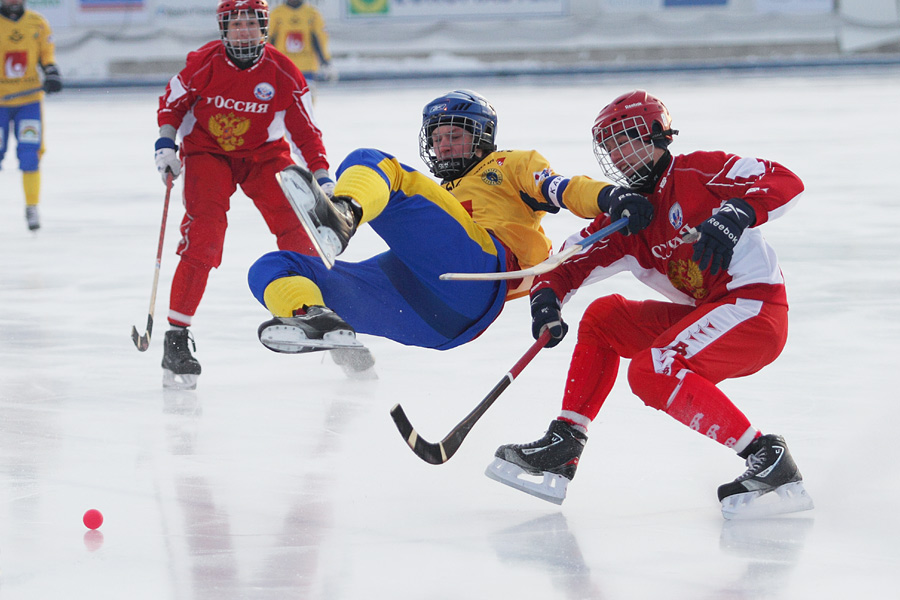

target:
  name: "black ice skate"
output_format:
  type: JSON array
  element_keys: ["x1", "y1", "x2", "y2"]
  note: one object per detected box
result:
[
  {"x1": 717, "y1": 434, "x2": 814, "y2": 520},
  {"x1": 161, "y1": 328, "x2": 201, "y2": 390},
  {"x1": 26, "y1": 205, "x2": 40, "y2": 231},
  {"x1": 276, "y1": 165, "x2": 361, "y2": 269},
  {"x1": 485, "y1": 419, "x2": 587, "y2": 505},
  {"x1": 258, "y1": 306, "x2": 366, "y2": 355}
]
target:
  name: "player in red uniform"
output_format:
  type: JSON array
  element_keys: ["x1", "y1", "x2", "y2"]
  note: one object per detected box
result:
[
  {"x1": 486, "y1": 90, "x2": 814, "y2": 519},
  {"x1": 154, "y1": 0, "x2": 330, "y2": 389}
]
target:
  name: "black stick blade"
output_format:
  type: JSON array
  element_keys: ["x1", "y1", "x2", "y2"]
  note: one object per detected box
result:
[
  {"x1": 131, "y1": 315, "x2": 153, "y2": 352},
  {"x1": 389, "y1": 403, "x2": 450, "y2": 465}
]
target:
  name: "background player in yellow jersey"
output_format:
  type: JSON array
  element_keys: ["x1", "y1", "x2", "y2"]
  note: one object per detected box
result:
[
  {"x1": 0, "y1": 0, "x2": 62, "y2": 231},
  {"x1": 248, "y1": 90, "x2": 649, "y2": 376},
  {"x1": 268, "y1": 0, "x2": 335, "y2": 95}
]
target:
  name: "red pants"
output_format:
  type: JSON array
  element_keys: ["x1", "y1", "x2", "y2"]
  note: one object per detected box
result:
[
  {"x1": 560, "y1": 294, "x2": 787, "y2": 451},
  {"x1": 167, "y1": 149, "x2": 314, "y2": 327}
]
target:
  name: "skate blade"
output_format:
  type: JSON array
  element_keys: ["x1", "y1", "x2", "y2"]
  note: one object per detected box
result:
[
  {"x1": 162, "y1": 369, "x2": 199, "y2": 391},
  {"x1": 484, "y1": 457, "x2": 569, "y2": 505},
  {"x1": 260, "y1": 325, "x2": 363, "y2": 354},
  {"x1": 277, "y1": 167, "x2": 340, "y2": 269},
  {"x1": 330, "y1": 347, "x2": 378, "y2": 380},
  {"x1": 721, "y1": 481, "x2": 814, "y2": 520}
]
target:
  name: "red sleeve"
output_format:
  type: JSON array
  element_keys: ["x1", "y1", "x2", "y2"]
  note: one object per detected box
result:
[
  {"x1": 276, "y1": 54, "x2": 329, "y2": 172},
  {"x1": 532, "y1": 216, "x2": 619, "y2": 301},
  {"x1": 700, "y1": 152, "x2": 804, "y2": 226},
  {"x1": 157, "y1": 44, "x2": 214, "y2": 130}
]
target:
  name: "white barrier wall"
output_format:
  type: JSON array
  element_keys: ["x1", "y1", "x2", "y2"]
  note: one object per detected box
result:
[{"x1": 29, "y1": 0, "x2": 899, "y2": 83}]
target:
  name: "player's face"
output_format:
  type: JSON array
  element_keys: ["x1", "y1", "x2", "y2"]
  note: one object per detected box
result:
[
  {"x1": 602, "y1": 132, "x2": 655, "y2": 179},
  {"x1": 431, "y1": 125, "x2": 476, "y2": 161},
  {"x1": 226, "y1": 11, "x2": 264, "y2": 47}
]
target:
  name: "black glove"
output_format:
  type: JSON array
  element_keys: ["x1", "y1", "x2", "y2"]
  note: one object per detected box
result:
[
  {"x1": 531, "y1": 288, "x2": 568, "y2": 348},
  {"x1": 42, "y1": 64, "x2": 62, "y2": 94},
  {"x1": 597, "y1": 186, "x2": 653, "y2": 235},
  {"x1": 691, "y1": 198, "x2": 756, "y2": 275}
]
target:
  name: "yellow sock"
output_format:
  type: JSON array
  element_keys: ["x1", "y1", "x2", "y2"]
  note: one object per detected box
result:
[
  {"x1": 263, "y1": 276, "x2": 325, "y2": 317},
  {"x1": 23, "y1": 171, "x2": 40, "y2": 206},
  {"x1": 333, "y1": 165, "x2": 389, "y2": 224}
]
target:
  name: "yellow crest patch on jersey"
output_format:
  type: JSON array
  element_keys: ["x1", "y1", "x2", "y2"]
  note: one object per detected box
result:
[
  {"x1": 668, "y1": 260, "x2": 708, "y2": 300},
  {"x1": 208, "y1": 112, "x2": 251, "y2": 152},
  {"x1": 481, "y1": 168, "x2": 503, "y2": 186}
]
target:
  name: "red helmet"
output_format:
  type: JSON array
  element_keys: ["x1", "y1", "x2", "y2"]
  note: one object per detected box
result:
[
  {"x1": 217, "y1": 0, "x2": 270, "y2": 64},
  {"x1": 592, "y1": 90, "x2": 678, "y2": 188}
]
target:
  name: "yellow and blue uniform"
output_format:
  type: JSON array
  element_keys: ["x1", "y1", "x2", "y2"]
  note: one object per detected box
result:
[
  {"x1": 268, "y1": 2, "x2": 331, "y2": 77},
  {"x1": 1, "y1": 5, "x2": 57, "y2": 221},
  {"x1": 248, "y1": 147, "x2": 608, "y2": 350}
]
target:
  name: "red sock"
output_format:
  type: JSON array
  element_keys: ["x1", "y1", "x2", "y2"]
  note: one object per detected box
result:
[{"x1": 665, "y1": 371, "x2": 758, "y2": 452}]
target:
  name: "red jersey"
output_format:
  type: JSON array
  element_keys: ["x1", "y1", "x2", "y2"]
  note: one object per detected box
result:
[
  {"x1": 536, "y1": 151, "x2": 804, "y2": 308},
  {"x1": 157, "y1": 41, "x2": 328, "y2": 172}
]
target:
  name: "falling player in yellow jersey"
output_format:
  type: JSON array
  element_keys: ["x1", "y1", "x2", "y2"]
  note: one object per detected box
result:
[
  {"x1": 268, "y1": 0, "x2": 335, "y2": 97},
  {"x1": 0, "y1": 0, "x2": 62, "y2": 231},
  {"x1": 248, "y1": 90, "x2": 649, "y2": 377}
]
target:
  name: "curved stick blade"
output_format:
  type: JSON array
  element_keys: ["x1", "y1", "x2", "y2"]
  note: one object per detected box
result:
[{"x1": 390, "y1": 404, "x2": 449, "y2": 465}]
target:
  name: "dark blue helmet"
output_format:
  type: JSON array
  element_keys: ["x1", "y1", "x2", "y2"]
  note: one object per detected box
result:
[{"x1": 419, "y1": 90, "x2": 498, "y2": 180}]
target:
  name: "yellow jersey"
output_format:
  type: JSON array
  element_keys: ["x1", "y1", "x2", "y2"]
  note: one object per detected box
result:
[
  {"x1": 0, "y1": 9, "x2": 55, "y2": 107},
  {"x1": 268, "y1": 3, "x2": 330, "y2": 74},
  {"x1": 445, "y1": 150, "x2": 608, "y2": 269}
]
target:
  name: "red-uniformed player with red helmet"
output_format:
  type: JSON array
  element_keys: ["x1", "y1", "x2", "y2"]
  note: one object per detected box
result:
[
  {"x1": 487, "y1": 90, "x2": 814, "y2": 520},
  {"x1": 154, "y1": 0, "x2": 331, "y2": 389}
]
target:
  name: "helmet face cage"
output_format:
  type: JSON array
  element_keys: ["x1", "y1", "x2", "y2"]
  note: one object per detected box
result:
[
  {"x1": 419, "y1": 91, "x2": 497, "y2": 180},
  {"x1": 592, "y1": 115, "x2": 658, "y2": 189},
  {"x1": 419, "y1": 114, "x2": 488, "y2": 180},
  {"x1": 218, "y1": 1, "x2": 269, "y2": 64}
]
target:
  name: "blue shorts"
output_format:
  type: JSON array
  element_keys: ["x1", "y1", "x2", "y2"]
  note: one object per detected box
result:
[
  {"x1": 0, "y1": 101, "x2": 42, "y2": 171},
  {"x1": 249, "y1": 150, "x2": 508, "y2": 350}
]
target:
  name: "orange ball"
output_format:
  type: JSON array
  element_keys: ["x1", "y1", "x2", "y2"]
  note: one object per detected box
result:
[{"x1": 83, "y1": 509, "x2": 103, "y2": 530}]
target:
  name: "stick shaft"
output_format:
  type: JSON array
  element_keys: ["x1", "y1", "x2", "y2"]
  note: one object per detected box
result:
[
  {"x1": 440, "y1": 217, "x2": 628, "y2": 281},
  {"x1": 131, "y1": 174, "x2": 173, "y2": 351},
  {"x1": 390, "y1": 330, "x2": 551, "y2": 464}
]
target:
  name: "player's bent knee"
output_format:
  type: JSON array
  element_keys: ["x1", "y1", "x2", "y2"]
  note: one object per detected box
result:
[
  {"x1": 577, "y1": 294, "x2": 629, "y2": 346},
  {"x1": 627, "y1": 352, "x2": 671, "y2": 411}
]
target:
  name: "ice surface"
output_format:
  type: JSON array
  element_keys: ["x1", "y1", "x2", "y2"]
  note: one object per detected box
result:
[{"x1": 1, "y1": 69, "x2": 898, "y2": 599}]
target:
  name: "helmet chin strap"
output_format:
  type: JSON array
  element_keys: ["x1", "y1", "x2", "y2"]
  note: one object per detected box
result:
[{"x1": 633, "y1": 150, "x2": 672, "y2": 193}]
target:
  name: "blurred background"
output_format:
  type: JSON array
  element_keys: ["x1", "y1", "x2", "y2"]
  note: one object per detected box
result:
[{"x1": 38, "y1": 0, "x2": 900, "y2": 86}]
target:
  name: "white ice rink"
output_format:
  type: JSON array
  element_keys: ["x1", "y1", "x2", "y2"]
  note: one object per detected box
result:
[{"x1": 1, "y1": 69, "x2": 898, "y2": 599}]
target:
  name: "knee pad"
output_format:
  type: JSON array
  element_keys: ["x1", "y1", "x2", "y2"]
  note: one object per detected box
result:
[
  {"x1": 627, "y1": 350, "x2": 682, "y2": 411},
  {"x1": 16, "y1": 119, "x2": 42, "y2": 171},
  {"x1": 577, "y1": 294, "x2": 629, "y2": 346}
]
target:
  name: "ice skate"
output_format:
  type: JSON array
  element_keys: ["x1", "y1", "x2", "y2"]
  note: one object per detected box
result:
[
  {"x1": 330, "y1": 347, "x2": 377, "y2": 380},
  {"x1": 717, "y1": 434, "x2": 814, "y2": 520},
  {"x1": 485, "y1": 419, "x2": 587, "y2": 505},
  {"x1": 161, "y1": 328, "x2": 201, "y2": 390},
  {"x1": 258, "y1": 305, "x2": 365, "y2": 354},
  {"x1": 26, "y1": 205, "x2": 40, "y2": 231},
  {"x1": 276, "y1": 165, "x2": 360, "y2": 269}
]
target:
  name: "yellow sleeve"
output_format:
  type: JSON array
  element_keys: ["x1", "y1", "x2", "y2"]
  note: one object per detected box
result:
[
  {"x1": 312, "y1": 10, "x2": 331, "y2": 62},
  {"x1": 268, "y1": 7, "x2": 284, "y2": 48},
  {"x1": 563, "y1": 175, "x2": 610, "y2": 219},
  {"x1": 37, "y1": 14, "x2": 56, "y2": 67}
]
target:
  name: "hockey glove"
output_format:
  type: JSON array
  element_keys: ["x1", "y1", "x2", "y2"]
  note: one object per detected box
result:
[
  {"x1": 597, "y1": 186, "x2": 653, "y2": 236},
  {"x1": 154, "y1": 137, "x2": 181, "y2": 184},
  {"x1": 41, "y1": 64, "x2": 62, "y2": 94},
  {"x1": 691, "y1": 198, "x2": 756, "y2": 275},
  {"x1": 531, "y1": 288, "x2": 568, "y2": 348},
  {"x1": 313, "y1": 169, "x2": 335, "y2": 198}
]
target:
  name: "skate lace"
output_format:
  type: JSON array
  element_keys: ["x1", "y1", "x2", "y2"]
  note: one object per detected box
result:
[{"x1": 740, "y1": 449, "x2": 767, "y2": 479}]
